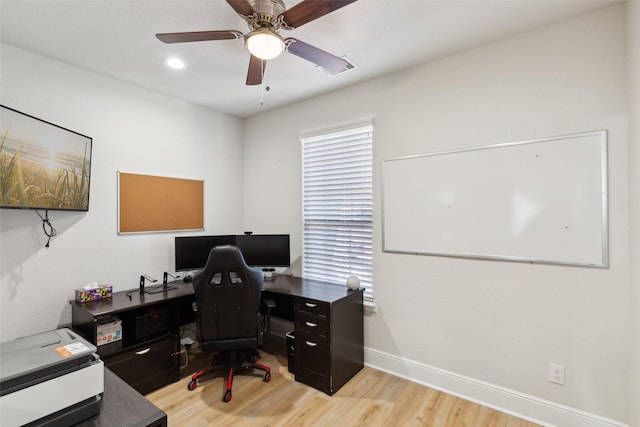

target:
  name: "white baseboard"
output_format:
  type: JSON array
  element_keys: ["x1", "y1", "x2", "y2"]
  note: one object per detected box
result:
[{"x1": 364, "y1": 347, "x2": 628, "y2": 427}]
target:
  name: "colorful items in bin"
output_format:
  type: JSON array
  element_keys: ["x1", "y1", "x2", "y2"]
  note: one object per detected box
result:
[{"x1": 75, "y1": 283, "x2": 112, "y2": 303}]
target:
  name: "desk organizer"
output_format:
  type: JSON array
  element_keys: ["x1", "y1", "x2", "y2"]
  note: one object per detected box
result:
[{"x1": 75, "y1": 285, "x2": 112, "y2": 303}]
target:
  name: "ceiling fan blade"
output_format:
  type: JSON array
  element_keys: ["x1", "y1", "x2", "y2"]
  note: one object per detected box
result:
[
  {"x1": 281, "y1": 0, "x2": 357, "y2": 29},
  {"x1": 156, "y1": 30, "x2": 242, "y2": 44},
  {"x1": 246, "y1": 55, "x2": 266, "y2": 86},
  {"x1": 285, "y1": 38, "x2": 348, "y2": 74},
  {"x1": 226, "y1": 0, "x2": 256, "y2": 17}
]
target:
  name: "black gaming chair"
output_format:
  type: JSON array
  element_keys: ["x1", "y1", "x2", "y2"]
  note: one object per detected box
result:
[{"x1": 187, "y1": 245, "x2": 271, "y2": 402}]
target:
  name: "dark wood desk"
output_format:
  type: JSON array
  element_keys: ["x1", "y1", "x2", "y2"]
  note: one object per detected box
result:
[
  {"x1": 71, "y1": 285, "x2": 194, "y2": 394},
  {"x1": 76, "y1": 368, "x2": 166, "y2": 427},
  {"x1": 263, "y1": 275, "x2": 364, "y2": 395},
  {"x1": 263, "y1": 274, "x2": 361, "y2": 301},
  {"x1": 72, "y1": 275, "x2": 363, "y2": 396}
]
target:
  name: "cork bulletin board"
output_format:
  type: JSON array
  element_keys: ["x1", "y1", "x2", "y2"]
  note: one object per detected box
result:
[{"x1": 118, "y1": 172, "x2": 204, "y2": 233}]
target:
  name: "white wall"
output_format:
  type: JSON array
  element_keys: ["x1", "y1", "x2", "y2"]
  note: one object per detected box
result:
[
  {"x1": 627, "y1": 1, "x2": 640, "y2": 426},
  {"x1": 243, "y1": 5, "x2": 630, "y2": 425},
  {"x1": 0, "y1": 45, "x2": 244, "y2": 342}
]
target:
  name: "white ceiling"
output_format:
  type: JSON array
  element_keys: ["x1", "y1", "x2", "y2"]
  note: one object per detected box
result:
[{"x1": 0, "y1": 0, "x2": 620, "y2": 118}]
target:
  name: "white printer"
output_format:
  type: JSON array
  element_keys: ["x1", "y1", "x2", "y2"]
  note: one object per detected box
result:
[{"x1": 0, "y1": 328, "x2": 104, "y2": 426}]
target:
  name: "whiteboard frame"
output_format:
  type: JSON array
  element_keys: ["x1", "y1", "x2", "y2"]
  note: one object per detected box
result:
[{"x1": 381, "y1": 130, "x2": 608, "y2": 267}]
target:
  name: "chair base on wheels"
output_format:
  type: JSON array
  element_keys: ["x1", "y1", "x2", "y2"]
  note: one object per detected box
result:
[{"x1": 187, "y1": 349, "x2": 271, "y2": 402}]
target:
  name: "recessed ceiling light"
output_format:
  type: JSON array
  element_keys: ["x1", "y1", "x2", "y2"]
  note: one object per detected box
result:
[{"x1": 164, "y1": 57, "x2": 185, "y2": 70}]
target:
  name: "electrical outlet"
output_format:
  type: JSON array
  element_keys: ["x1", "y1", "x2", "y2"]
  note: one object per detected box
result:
[{"x1": 549, "y1": 363, "x2": 565, "y2": 385}]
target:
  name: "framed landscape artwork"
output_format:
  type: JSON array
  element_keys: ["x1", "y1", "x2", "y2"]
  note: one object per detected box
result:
[{"x1": 0, "y1": 105, "x2": 92, "y2": 211}]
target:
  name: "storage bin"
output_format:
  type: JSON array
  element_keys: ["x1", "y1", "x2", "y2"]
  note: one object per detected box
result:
[{"x1": 286, "y1": 331, "x2": 295, "y2": 374}]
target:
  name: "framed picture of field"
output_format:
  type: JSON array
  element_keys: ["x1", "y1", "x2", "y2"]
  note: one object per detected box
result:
[{"x1": 0, "y1": 105, "x2": 92, "y2": 211}]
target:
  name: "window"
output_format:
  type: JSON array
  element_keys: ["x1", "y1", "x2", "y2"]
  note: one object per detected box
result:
[{"x1": 300, "y1": 120, "x2": 373, "y2": 301}]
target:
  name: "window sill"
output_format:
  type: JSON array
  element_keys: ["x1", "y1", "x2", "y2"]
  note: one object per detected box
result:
[{"x1": 364, "y1": 299, "x2": 376, "y2": 314}]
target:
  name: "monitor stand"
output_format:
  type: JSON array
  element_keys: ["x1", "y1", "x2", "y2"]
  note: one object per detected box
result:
[{"x1": 262, "y1": 268, "x2": 277, "y2": 281}]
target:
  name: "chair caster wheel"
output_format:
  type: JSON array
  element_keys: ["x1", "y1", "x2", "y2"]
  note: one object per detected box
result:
[
  {"x1": 264, "y1": 371, "x2": 271, "y2": 382},
  {"x1": 188, "y1": 379, "x2": 197, "y2": 391},
  {"x1": 223, "y1": 390, "x2": 232, "y2": 402}
]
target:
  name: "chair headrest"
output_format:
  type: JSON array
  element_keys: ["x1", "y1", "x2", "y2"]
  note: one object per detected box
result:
[{"x1": 201, "y1": 245, "x2": 248, "y2": 272}]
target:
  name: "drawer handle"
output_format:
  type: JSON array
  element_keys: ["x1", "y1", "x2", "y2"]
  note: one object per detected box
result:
[
  {"x1": 305, "y1": 341, "x2": 318, "y2": 347},
  {"x1": 305, "y1": 302, "x2": 317, "y2": 308},
  {"x1": 305, "y1": 321, "x2": 317, "y2": 327},
  {"x1": 135, "y1": 348, "x2": 151, "y2": 355}
]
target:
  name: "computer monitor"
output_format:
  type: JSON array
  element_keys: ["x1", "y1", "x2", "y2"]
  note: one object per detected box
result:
[
  {"x1": 174, "y1": 234, "x2": 290, "y2": 271},
  {"x1": 236, "y1": 234, "x2": 290, "y2": 268},
  {"x1": 174, "y1": 235, "x2": 235, "y2": 271}
]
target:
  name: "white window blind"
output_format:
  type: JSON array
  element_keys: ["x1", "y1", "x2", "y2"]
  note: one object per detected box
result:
[{"x1": 301, "y1": 120, "x2": 373, "y2": 301}]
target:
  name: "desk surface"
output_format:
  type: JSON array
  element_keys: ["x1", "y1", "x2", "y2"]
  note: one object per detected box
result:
[
  {"x1": 71, "y1": 275, "x2": 357, "y2": 316},
  {"x1": 71, "y1": 282, "x2": 194, "y2": 317},
  {"x1": 262, "y1": 275, "x2": 359, "y2": 302},
  {"x1": 76, "y1": 368, "x2": 166, "y2": 427}
]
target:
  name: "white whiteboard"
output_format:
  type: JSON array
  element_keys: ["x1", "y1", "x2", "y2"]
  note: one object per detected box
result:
[{"x1": 381, "y1": 130, "x2": 608, "y2": 267}]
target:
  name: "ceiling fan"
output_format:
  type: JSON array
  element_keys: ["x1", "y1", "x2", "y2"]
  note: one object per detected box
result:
[{"x1": 156, "y1": 0, "x2": 358, "y2": 86}]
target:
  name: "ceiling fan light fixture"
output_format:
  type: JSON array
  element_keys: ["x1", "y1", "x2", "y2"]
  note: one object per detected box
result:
[{"x1": 245, "y1": 28, "x2": 284, "y2": 60}]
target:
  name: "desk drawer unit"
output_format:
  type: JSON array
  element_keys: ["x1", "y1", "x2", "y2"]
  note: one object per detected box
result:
[
  {"x1": 294, "y1": 292, "x2": 363, "y2": 395},
  {"x1": 297, "y1": 313, "x2": 329, "y2": 339},
  {"x1": 104, "y1": 335, "x2": 179, "y2": 395},
  {"x1": 295, "y1": 300, "x2": 331, "y2": 393},
  {"x1": 296, "y1": 329, "x2": 330, "y2": 392},
  {"x1": 296, "y1": 299, "x2": 330, "y2": 318}
]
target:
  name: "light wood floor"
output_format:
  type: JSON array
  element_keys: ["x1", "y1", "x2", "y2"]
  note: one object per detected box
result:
[{"x1": 146, "y1": 337, "x2": 540, "y2": 427}]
